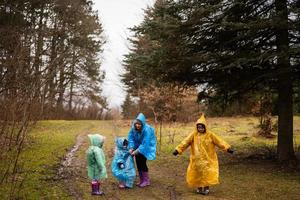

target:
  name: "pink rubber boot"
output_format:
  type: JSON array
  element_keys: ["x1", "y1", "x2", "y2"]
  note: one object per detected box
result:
[{"x1": 91, "y1": 180, "x2": 104, "y2": 195}]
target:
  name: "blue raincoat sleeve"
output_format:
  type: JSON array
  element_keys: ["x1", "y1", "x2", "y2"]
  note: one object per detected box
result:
[
  {"x1": 128, "y1": 129, "x2": 137, "y2": 150},
  {"x1": 137, "y1": 125, "x2": 157, "y2": 160}
]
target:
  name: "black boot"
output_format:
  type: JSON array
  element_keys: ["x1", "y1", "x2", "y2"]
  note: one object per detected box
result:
[
  {"x1": 201, "y1": 186, "x2": 209, "y2": 195},
  {"x1": 196, "y1": 187, "x2": 203, "y2": 194}
]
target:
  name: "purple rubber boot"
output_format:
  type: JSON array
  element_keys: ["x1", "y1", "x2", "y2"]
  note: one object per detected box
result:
[
  {"x1": 139, "y1": 171, "x2": 150, "y2": 187},
  {"x1": 91, "y1": 180, "x2": 104, "y2": 195},
  {"x1": 136, "y1": 171, "x2": 143, "y2": 186}
]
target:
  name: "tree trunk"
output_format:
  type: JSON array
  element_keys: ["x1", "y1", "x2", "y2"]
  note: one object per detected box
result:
[
  {"x1": 159, "y1": 120, "x2": 162, "y2": 151},
  {"x1": 68, "y1": 72, "x2": 74, "y2": 111},
  {"x1": 56, "y1": 64, "x2": 66, "y2": 117},
  {"x1": 275, "y1": 0, "x2": 296, "y2": 164},
  {"x1": 44, "y1": 20, "x2": 58, "y2": 118},
  {"x1": 68, "y1": 50, "x2": 76, "y2": 112},
  {"x1": 32, "y1": 5, "x2": 45, "y2": 100}
]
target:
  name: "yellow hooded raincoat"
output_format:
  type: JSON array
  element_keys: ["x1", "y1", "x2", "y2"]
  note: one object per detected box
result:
[{"x1": 175, "y1": 114, "x2": 230, "y2": 187}]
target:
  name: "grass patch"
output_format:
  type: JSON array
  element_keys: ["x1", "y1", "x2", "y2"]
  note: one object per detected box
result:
[{"x1": 0, "y1": 120, "x2": 99, "y2": 199}]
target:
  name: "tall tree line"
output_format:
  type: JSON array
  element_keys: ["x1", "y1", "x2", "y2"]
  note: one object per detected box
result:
[
  {"x1": 0, "y1": 0, "x2": 106, "y2": 121},
  {"x1": 123, "y1": 0, "x2": 300, "y2": 164},
  {"x1": 0, "y1": 0, "x2": 105, "y2": 196}
]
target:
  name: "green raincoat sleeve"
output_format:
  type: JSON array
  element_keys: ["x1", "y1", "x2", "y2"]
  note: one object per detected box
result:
[{"x1": 94, "y1": 148, "x2": 107, "y2": 179}]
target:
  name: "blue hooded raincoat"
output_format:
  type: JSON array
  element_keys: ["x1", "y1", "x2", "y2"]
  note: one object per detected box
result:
[
  {"x1": 111, "y1": 137, "x2": 136, "y2": 188},
  {"x1": 128, "y1": 113, "x2": 157, "y2": 160}
]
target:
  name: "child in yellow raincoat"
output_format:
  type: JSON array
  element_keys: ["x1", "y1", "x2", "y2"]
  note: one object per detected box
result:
[{"x1": 173, "y1": 114, "x2": 233, "y2": 195}]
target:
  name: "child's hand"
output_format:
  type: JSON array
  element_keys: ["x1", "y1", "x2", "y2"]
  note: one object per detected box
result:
[
  {"x1": 227, "y1": 148, "x2": 234, "y2": 154},
  {"x1": 172, "y1": 149, "x2": 179, "y2": 156}
]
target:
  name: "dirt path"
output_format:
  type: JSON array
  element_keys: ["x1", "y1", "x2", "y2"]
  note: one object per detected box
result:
[
  {"x1": 57, "y1": 143, "x2": 195, "y2": 198},
  {"x1": 57, "y1": 133, "x2": 86, "y2": 200}
]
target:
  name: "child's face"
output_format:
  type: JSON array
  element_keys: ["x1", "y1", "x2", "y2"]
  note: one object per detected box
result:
[
  {"x1": 123, "y1": 139, "x2": 128, "y2": 149},
  {"x1": 197, "y1": 124, "x2": 206, "y2": 133}
]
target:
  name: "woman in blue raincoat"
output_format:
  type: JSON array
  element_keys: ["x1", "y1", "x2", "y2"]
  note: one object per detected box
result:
[
  {"x1": 128, "y1": 113, "x2": 157, "y2": 187},
  {"x1": 111, "y1": 137, "x2": 136, "y2": 189}
]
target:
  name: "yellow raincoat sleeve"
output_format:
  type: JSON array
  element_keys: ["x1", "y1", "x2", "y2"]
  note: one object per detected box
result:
[
  {"x1": 175, "y1": 132, "x2": 194, "y2": 154},
  {"x1": 210, "y1": 132, "x2": 230, "y2": 151}
]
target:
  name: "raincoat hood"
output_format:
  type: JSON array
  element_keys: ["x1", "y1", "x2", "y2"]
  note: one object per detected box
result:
[
  {"x1": 115, "y1": 137, "x2": 127, "y2": 150},
  {"x1": 132, "y1": 113, "x2": 146, "y2": 130},
  {"x1": 195, "y1": 114, "x2": 207, "y2": 133},
  {"x1": 196, "y1": 114, "x2": 207, "y2": 127},
  {"x1": 88, "y1": 134, "x2": 105, "y2": 148}
]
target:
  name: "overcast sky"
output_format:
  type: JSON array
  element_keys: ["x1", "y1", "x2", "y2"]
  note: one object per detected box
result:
[{"x1": 93, "y1": 0, "x2": 155, "y2": 108}]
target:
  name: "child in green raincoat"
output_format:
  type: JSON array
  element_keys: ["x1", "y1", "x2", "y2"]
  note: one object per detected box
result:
[
  {"x1": 173, "y1": 114, "x2": 234, "y2": 195},
  {"x1": 86, "y1": 134, "x2": 107, "y2": 195}
]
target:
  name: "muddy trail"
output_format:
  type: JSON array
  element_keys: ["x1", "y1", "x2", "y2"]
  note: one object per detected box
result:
[
  {"x1": 57, "y1": 133, "x2": 86, "y2": 200},
  {"x1": 57, "y1": 131, "x2": 189, "y2": 200},
  {"x1": 54, "y1": 121, "x2": 189, "y2": 200}
]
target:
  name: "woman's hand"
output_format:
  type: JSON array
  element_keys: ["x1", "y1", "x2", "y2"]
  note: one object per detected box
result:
[{"x1": 129, "y1": 149, "x2": 138, "y2": 156}]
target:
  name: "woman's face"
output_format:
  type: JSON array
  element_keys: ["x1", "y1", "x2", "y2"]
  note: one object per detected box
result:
[
  {"x1": 134, "y1": 121, "x2": 142, "y2": 132},
  {"x1": 197, "y1": 124, "x2": 206, "y2": 133}
]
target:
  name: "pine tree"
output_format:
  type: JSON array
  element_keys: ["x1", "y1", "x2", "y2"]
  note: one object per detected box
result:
[{"x1": 123, "y1": 0, "x2": 300, "y2": 164}]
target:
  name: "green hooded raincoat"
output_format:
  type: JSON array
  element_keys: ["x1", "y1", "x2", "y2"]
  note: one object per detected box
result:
[{"x1": 86, "y1": 134, "x2": 107, "y2": 180}]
